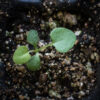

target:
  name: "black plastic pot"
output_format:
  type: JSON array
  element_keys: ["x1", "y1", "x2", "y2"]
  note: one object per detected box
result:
[{"x1": 0, "y1": 0, "x2": 100, "y2": 100}]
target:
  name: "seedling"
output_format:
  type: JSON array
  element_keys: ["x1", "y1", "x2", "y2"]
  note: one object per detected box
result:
[{"x1": 13, "y1": 27, "x2": 76, "y2": 71}]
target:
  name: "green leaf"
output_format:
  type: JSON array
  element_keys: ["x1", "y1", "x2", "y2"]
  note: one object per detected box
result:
[
  {"x1": 27, "y1": 30, "x2": 39, "y2": 48},
  {"x1": 50, "y1": 27, "x2": 76, "y2": 53},
  {"x1": 26, "y1": 53, "x2": 40, "y2": 71},
  {"x1": 13, "y1": 46, "x2": 31, "y2": 64}
]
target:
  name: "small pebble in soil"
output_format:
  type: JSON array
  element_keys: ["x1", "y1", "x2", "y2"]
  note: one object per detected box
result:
[
  {"x1": 75, "y1": 30, "x2": 82, "y2": 36},
  {"x1": 49, "y1": 90, "x2": 61, "y2": 99},
  {"x1": 63, "y1": 13, "x2": 77, "y2": 25},
  {"x1": 48, "y1": 18, "x2": 57, "y2": 29},
  {"x1": 67, "y1": 96, "x2": 74, "y2": 100}
]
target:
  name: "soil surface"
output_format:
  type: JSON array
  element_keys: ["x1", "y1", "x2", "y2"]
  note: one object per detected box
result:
[{"x1": 0, "y1": 0, "x2": 100, "y2": 100}]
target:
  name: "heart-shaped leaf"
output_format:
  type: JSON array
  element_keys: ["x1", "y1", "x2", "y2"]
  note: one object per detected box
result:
[
  {"x1": 26, "y1": 53, "x2": 40, "y2": 71},
  {"x1": 13, "y1": 46, "x2": 31, "y2": 64},
  {"x1": 50, "y1": 27, "x2": 76, "y2": 53},
  {"x1": 27, "y1": 30, "x2": 39, "y2": 48}
]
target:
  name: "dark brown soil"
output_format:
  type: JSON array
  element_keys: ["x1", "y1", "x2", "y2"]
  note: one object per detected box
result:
[{"x1": 0, "y1": 0, "x2": 100, "y2": 100}]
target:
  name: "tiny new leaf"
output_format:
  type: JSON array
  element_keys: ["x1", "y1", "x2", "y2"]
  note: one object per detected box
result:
[
  {"x1": 27, "y1": 30, "x2": 39, "y2": 48},
  {"x1": 26, "y1": 53, "x2": 40, "y2": 71},
  {"x1": 13, "y1": 46, "x2": 31, "y2": 64},
  {"x1": 50, "y1": 27, "x2": 76, "y2": 53}
]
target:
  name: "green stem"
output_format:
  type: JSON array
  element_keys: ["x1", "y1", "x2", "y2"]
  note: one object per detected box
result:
[
  {"x1": 29, "y1": 42, "x2": 53, "y2": 53},
  {"x1": 38, "y1": 42, "x2": 53, "y2": 51},
  {"x1": 34, "y1": 44, "x2": 39, "y2": 50}
]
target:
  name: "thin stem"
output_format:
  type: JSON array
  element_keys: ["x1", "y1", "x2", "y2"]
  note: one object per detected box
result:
[
  {"x1": 34, "y1": 44, "x2": 38, "y2": 50},
  {"x1": 38, "y1": 42, "x2": 53, "y2": 52},
  {"x1": 29, "y1": 42, "x2": 53, "y2": 53}
]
